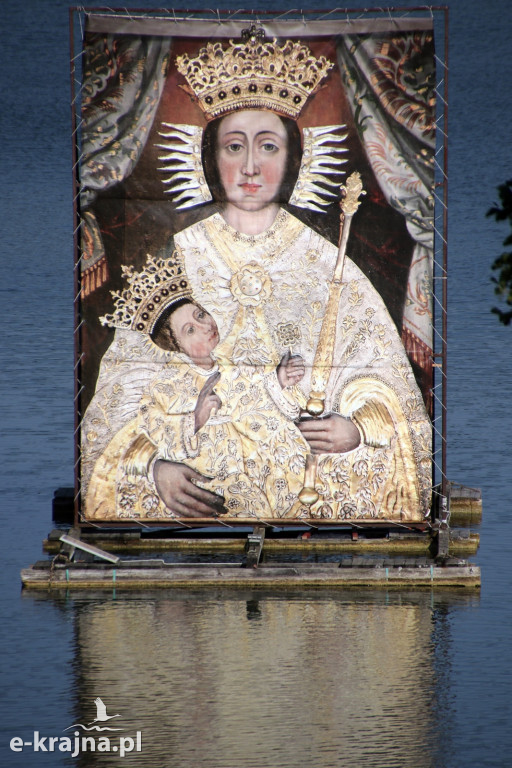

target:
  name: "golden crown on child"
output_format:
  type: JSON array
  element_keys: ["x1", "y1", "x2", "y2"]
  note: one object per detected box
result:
[
  {"x1": 176, "y1": 36, "x2": 334, "y2": 121},
  {"x1": 100, "y1": 253, "x2": 192, "y2": 334}
]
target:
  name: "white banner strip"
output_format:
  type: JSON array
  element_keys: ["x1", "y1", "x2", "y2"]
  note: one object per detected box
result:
[{"x1": 84, "y1": 14, "x2": 434, "y2": 38}]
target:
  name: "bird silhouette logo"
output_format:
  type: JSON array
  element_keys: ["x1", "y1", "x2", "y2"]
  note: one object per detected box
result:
[
  {"x1": 64, "y1": 697, "x2": 124, "y2": 732},
  {"x1": 89, "y1": 698, "x2": 121, "y2": 726}
]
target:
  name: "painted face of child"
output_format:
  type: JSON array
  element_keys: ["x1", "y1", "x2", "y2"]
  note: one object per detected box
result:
[{"x1": 169, "y1": 303, "x2": 219, "y2": 366}]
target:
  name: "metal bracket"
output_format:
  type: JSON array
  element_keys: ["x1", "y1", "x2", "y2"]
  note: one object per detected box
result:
[
  {"x1": 244, "y1": 525, "x2": 266, "y2": 568},
  {"x1": 430, "y1": 487, "x2": 451, "y2": 561},
  {"x1": 434, "y1": 525, "x2": 451, "y2": 561}
]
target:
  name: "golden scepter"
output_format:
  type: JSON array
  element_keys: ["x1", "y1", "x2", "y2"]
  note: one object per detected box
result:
[{"x1": 298, "y1": 172, "x2": 366, "y2": 506}]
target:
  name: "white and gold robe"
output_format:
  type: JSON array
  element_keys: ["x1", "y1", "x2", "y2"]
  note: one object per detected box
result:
[
  {"x1": 82, "y1": 209, "x2": 431, "y2": 522},
  {"x1": 84, "y1": 353, "x2": 309, "y2": 520}
]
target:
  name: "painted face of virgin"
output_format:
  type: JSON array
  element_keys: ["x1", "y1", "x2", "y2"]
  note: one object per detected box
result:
[
  {"x1": 169, "y1": 303, "x2": 219, "y2": 365},
  {"x1": 216, "y1": 110, "x2": 288, "y2": 212}
]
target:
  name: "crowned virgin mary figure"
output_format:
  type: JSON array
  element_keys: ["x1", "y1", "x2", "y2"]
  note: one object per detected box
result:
[{"x1": 81, "y1": 29, "x2": 432, "y2": 523}]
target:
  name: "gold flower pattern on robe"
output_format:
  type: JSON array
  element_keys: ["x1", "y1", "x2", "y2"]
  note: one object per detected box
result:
[{"x1": 82, "y1": 209, "x2": 432, "y2": 522}]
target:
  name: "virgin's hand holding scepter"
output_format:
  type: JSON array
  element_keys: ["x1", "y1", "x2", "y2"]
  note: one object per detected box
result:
[{"x1": 297, "y1": 172, "x2": 366, "y2": 506}]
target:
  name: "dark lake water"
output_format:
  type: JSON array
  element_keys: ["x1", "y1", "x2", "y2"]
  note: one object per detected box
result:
[{"x1": 1, "y1": 1, "x2": 511, "y2": 766}]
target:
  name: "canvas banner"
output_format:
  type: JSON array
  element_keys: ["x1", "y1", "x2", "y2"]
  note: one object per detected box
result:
[{"x1": 77, "y1": 12, "x2": 435, "y2": 526}]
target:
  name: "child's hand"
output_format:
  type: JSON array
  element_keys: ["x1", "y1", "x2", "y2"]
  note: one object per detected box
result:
[
  {"x1": 194, "y1": 371, "x2": 222, "y2": 432},
  {"x1": 277, "y1": 351, "x2": 305, "y2": 388}
]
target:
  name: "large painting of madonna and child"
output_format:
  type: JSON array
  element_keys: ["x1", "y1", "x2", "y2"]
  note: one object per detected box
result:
[{"x1": 77, "y1": 11, "x2": 436, "y2": 525}]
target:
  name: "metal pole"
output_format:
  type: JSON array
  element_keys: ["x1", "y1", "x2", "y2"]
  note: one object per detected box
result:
[
  {"x1": 69, "y1": 7, "x2": 81, "y2": 527},
  {"x1": 442, "y1": 6, "x2": 449, "y2": 499}
]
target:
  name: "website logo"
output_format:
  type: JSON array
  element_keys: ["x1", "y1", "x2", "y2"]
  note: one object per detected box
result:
[
  {"x1": 9, "y1": 698, "x2": 142, "y2": 758},
  {"x1": 65, "y1": 697, "x2": 123, "y2": 732}
]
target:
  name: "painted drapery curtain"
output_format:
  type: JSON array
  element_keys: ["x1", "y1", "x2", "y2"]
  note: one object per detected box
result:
[
  {"x1": 80, "y1": 34, "x2": 170, "y2": 295},
  {"x1": 76, "y1": 13, "x2": 435, "y2": 526},
  {"x1": 337, "y1": 31, "x2": 435, "y2": 377}
]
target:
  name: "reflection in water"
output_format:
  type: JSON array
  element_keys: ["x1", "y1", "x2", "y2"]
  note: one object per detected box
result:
[
  {"x1": 246, "y1": 598, "x2": 263, "y2": 621},
  {"x1": 55, "y1": 590, "x2": 478, "y2": 768},
  {"x1": 429, "y1": 605, "x2": 457, "y2": 767}
]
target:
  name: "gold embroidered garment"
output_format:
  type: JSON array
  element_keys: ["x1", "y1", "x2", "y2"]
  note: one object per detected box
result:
[
  {"x1": 175, "y1": 210, "x2": 432, "y2": 521},
  {"x1": 84, "y1": 353, "x2": 308, "y2": 519},
  {"x1": 141, "y1": 358, "x2": 308, "y2": 517},
  {"x1": 82, "y1": 209, "x2": 431, "y2": 522}
]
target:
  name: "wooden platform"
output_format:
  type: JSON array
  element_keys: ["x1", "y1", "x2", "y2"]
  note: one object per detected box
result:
[
  {"x1": 42, "y1": 528, "x2": 480, "y2": 556},
  {"x1": 447, "y1": 481, "x2": 483, "y2": 525},
  {"x1": 21, "y1": 558, "x2": 480, "y2": 590},
  {"x1": 23, "y1": 482, "x2": 481, "y2": 591}
]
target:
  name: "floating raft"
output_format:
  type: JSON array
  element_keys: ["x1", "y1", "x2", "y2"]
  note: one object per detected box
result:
[
  {"x1": 22, "y1": 529, "x2": 481, "y2": 590},
  {"x1": 22, "y1": 483, "x2": 481, "y2": 590},
  {"x1": 21, "y1": 557, "x2": 480, "y2": 590}
]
